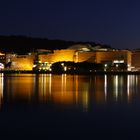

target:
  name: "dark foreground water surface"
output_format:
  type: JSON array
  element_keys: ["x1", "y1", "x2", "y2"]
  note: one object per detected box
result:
[{"x1": 0, "y1": 74, "x2": 140, "y2": 139}]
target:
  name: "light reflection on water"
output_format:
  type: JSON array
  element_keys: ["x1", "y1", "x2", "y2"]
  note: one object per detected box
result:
[
  {"x1": 0, "y1": 73, "x2": 3, "y2": 109},
  {"x1": 0, "y1": 74, "x2": 140, "y2": 111}
]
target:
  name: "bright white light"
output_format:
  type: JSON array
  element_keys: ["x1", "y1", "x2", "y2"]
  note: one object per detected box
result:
[
  {"x1": 113, "y1": 60, "x2": 124, "y2": 64},
  {"x1": 64, "y1": 66, "x2": 67, "y2": 71},
  {"x1": 114, "y1": 75, "x2": 118, "y2": 101},
  {"x1": 104, "y1": 64, "x2": 107, "y2": 67},
  {"x1": 33, "y1": 64, "x2": 37, "y2": 68},
  {"x1": 0, "y1": 63, "x2": 4, "y2": 69}
]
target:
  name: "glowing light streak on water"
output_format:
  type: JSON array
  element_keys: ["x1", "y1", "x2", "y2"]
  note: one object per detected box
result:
[{"x1": 104, "y1": 75, "x2": 107, "y2": 101}]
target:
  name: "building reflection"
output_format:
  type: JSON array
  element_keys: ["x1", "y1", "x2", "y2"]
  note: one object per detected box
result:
[
  {"x1": 3, "y1": 74, "x2": 35, "y2": 103},
  {"x1": 104, "y1": 75, "x2": 107, "y2": 101},
  {"x1": 93, "y1": 75, "x2": 106, "y2": 103},
  {"x1": 36, "y1": 74, "x2": 90, "y2": 111},
  {"x1": 1, "y1": 74, "x2": 140, "y2": 111},
  {"x1": 127, "y1": 75, "x2": 138, "y2": 103},
  {"x1": 0, "y1": 73, "x2": 3, "y2": 109},
  {"x1": 102, "y1": 75, "x2": 139, "y2": 103}
]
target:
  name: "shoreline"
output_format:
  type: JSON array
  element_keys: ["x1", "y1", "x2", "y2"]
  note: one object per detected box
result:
[{"x1": 1, "y1": 70, "x2": 140, "y2": 75}]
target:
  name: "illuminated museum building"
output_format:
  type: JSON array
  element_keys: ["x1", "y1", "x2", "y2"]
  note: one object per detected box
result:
[
  {"x1": 2, "y1": 44, "x2": 140, "y2": 71},
  {"x1": 5, "y1": 53, "x2": 35, "y2": 70},
  {"x1": 131, "y1": 50, "x2": 140, "y2": 71},
  {"x1": 37, "y1": 44, "x2": 132, "y2": 71}
]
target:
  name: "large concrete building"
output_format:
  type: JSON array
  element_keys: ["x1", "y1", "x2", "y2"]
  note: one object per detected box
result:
[
  {"x1": 131, "y1": 50, "x2": 140, "y2": 71},
  {"x1": 3, "y1": 44, "x2": 140, "y2": 71},
  {"x1": 5, "y1": 53, "x2": 35, "y2": 70},
  {"x1": 0, "y1": 52, "x2": 5, "y2": 70},
  {"x1": 37, "y1": 44, "x2": 132, "y2": 71}
]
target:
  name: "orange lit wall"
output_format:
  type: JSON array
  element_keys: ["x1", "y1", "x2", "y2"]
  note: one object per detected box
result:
[
  {"x1": 131, "y1": 51, "x2": 140, "y2": 69},
  {"x1": 78, "y1": 52, "x2": 96, "y2": 62},
  {"x1": 96, "y1": 50, "x2": 132, "y2": 65},
  {"x1": 38, "y1": 49, "x2": 132, "y2": 67},
  {"x1": 11, "y1": 55, "x2": 34, "y2": 70},
  {"x1": 38, "y1": 49, "x2": 76, "y2": 63},
  {"x1": 39, "y1": 49, "x2": 96, "y2": 63}
]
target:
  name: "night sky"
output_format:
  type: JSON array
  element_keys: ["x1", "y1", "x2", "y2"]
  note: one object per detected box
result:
[{"x1": 0, "y1": 0, "x2": 140, "y2": 49}]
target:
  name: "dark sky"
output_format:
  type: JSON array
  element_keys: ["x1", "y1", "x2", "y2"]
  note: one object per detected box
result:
[{"x1": 0, "y1": 0, "x2": 140, "y2": 49}]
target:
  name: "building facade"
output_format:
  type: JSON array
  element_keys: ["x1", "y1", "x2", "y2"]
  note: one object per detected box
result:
[
  {"x1": 37, "y1": 48, "x2": 132, "y2": 71},
  {"x1": 4, "y1": 44, "x2": 140, "y2": 72},
  {"x1": 5, "y1": 53, "x2": 35, "y2": 70},
  {"x1": 131, "y1": 50, "x2": 140, "y2": 71}
]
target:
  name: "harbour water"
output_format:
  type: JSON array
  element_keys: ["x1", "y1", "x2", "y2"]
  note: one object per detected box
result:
[{"x1": 0, "y1": 74, "x2": 140, "y2": 139}]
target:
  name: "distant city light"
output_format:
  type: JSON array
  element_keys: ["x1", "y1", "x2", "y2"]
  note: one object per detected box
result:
[
  {"x1": 113, "y1": 60, "x2": 124, "y2": 64},
  {"x1": 0, "y1": 63, "x2": 4, "y2": 69},
  {"x1": 64, "y1": 66, "x2": 67, "y2": 71}
]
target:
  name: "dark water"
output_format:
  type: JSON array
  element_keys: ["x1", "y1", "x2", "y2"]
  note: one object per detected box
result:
[{"x1": 0, "y1": 74, "x2": 140, "y2": 139}]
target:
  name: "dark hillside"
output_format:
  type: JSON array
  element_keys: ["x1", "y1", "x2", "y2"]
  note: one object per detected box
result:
[{"x1": 0, "y1": 36, "x2": 112, "y2": 54}]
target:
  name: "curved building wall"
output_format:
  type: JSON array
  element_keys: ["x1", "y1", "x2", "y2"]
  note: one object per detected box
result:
[{"x1": 77, "y1": 52, "x2": 96, "y2": 63}]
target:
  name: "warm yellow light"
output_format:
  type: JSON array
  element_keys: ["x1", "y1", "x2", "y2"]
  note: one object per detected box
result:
[{"x1": 64, "y1": 66, "x2": 67, "y2": 71}]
